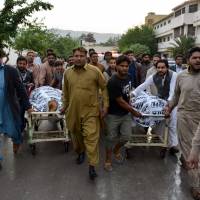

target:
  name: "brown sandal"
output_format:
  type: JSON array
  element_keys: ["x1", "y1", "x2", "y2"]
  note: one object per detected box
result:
[
  {"x1": 13, "y1": 143, "x2": 20, "y2": 154},
  {"x1": 104, "y1": 162, "x2": 113, "y2": 172},
  {"x1": 114, "y1": 152, "x2": 124, "y2": 163}
]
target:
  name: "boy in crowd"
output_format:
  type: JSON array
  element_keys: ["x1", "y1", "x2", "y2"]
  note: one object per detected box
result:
[
  {"x1": 103, "y1": 57, "x2": 116, "y2": 82},
  {"x1": 104, "y1": 55, "x2": 141, "y2": 171},
  {"x1": 16, "y1": 56, "x2": 34, "y2": 133},
  {"x1": 51, "y1": 60, "x2": 64, "y2": 90},
  {"x1": 89, "y1": 52, "x2": 105, "y2": 73},
  {"x1": 39, "y1": 52, "x2": 56, "y2": 86}
]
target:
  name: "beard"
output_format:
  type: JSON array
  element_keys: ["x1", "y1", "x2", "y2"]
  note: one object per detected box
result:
[{"x1": 143, "y1": 60, "x2": 150, "y2": 64}]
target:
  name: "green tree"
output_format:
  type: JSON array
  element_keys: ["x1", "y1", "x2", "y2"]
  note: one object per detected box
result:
[
  {"x1": 14, "y1": 26, "x2": 79, "y2": 58},
  {"x1": 84, "y1": 33, "x2": 96, "y2": 43},
  {"x1": 118, "y1": 25, "x2": 157, "y2": 55},
  {"x1": 14, "y1": 26, "x2": 55, "y2": 55},
  {"x1": 51, "y1": 36, "x2": 79, "y2": 59},
  {"x1": 168, "y1": 35, "x2": 196, "y2": 58},
  {"x1": 0, "y1": 0, "x2": 53, "y2": 50},
  {"x1": 124, "y1": 43, "x2": 150, "y2": 56}
]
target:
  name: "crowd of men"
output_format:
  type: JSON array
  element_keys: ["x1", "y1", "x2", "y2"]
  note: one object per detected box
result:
[{"x1": 0, "y1": 46, "x2": 200, "y2": 199}]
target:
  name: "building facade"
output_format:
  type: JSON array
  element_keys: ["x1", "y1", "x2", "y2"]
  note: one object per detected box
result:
[
  {"x1": 145, "y1": 12, "x2": 167, "y2": 26},
  {"x1": 153, "y1": 0, "x2": 200, "y2": 57}
]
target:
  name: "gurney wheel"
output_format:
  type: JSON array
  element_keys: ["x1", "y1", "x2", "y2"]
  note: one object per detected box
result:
[
  {"x1": 64, "y1": 142, "x2": 69, "y2": 153},
  {"x1": 160, "y1": 148, "x2": 167, "y2": 159},
  {"x1": 30, "y1": 144, "x2": 36, "y2": 155}
]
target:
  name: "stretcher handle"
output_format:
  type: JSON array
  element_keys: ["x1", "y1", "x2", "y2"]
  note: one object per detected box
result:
[
  {"x1": 31, "y1": 111, "x2": 62, "y2": 115},
  {"x1": 141, "y1": 114, "x2": 165, "y2": 117}
]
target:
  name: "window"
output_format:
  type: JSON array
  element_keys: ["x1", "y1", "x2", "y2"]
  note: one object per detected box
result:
[
  {"x1": 154, "y1": 27, "x2": 156, "y2": 30},
  {"x1": 174, "y1": 27, "x2": 180, "y2": 38},
  {"x1": 181, "y1": 26, "x2": 184, "y2": 36},
  {"x1": 189, "y1": 4, "x2": 198, "y2": 13},
  {"x1": 163, "y1": 38, "x2": 166, "y2": 42},
  {"x1": 167, "y1": 37, "x2": 170, "y2": 41},
  {"x1": 188, "y1": 24, "x2": 195, "y2": 36},
  {"x1": 161, "y1": 23, "x2": 163, "y2": 27},
  {"x1": 157, "y1": 25, "x2": 159, "y2": 29},
  {"x1": 164, "y1": 22, "x2": 166, "y2": 26},
  {"x1": 182, "y1": 7, "x2": 185, "y2": 14},
  {"x1": 168, "y1": 20, "x2": 171, "y2": 24},
  {"x1": 175, "y1": 9, "x2": 181, "y2": 17}
]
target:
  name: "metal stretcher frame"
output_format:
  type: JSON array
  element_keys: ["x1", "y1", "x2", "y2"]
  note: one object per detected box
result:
[
  {"x1": 27, "y1": 112, "x2": 70, "y2": 153},
  {"x1": 125, "y1": 115, "x2": 169, "y2": 148}
]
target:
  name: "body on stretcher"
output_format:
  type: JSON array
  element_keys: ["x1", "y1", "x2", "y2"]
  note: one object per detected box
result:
[{"x1": 27, "y1": 86, "x2": 70, "y2": 154}]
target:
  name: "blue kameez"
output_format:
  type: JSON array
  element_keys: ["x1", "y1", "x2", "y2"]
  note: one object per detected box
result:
[{"x1": 0, "y1": 66, "x2": 22, "y2": 160}]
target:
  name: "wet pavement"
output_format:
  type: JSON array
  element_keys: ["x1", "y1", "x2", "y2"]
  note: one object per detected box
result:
[{"x1": 0, "y1": 136, "x2": 194, "y2": 200}]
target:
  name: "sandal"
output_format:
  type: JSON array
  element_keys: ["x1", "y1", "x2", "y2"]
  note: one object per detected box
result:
[
  {"x1": 191, "y1": 187, "x2": 200, "y2": 200},
  {"x1": 13, "y1": 143, "x2": 20, "y2": 154},
  {"x1": 104, "y1": 162, "x2": 113, "y2": 172},
  {"x1": 114, "y1": 152, "x2": 124, "y2": 164}
]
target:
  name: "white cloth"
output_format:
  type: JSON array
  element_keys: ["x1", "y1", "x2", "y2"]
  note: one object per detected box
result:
[
  {"x1": 175, "y1": 65, "x2": 184, "y2": 74},
  {"x1": 29, "y1": 86, "x2": 62, "y2": 112},
  {"x1": 130, "y1": 92, "x2": 167, "y2": 127}
]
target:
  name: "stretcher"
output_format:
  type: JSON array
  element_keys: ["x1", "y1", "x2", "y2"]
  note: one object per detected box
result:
[
  {"x1": 27, "y1": 111, "x2": 70, "y2": 155},
  {"x1": 125, "y1": 114, "x2": 169, "y2": 158}
]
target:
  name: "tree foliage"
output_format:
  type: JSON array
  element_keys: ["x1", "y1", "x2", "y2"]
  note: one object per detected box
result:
[
  {"x1": 123, "y1": 43, "x2": 150, "y2": 56},
  {"x1": 168, "y1": 35, "x2": 196, "y2": 58},
  {"x1": 51, "y1": 35, "x2": 79, "y2": 59},
  {"x1": 14, "y1": 26, "x2": 54, "y2": 55},
  {"x1": 13, "y1": 26, "x2": 79, "y2": 58},
  {"x1": 80, "y1": 33, "x2": 96, "y2": 43},
  {"x1": 0, "y1": 0, "x2": 53, "y2": 50},
  {"x1": 118, "y1": 25, "x2": 157, "y2": 55}
]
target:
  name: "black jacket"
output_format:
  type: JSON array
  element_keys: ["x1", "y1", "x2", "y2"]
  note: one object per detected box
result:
[{"x1": 4, "y1": 65, "x2": 31, "y2": 122}]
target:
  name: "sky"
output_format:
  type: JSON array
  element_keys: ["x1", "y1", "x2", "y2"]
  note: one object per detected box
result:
[{"x1": 0, "y1": 0, "x2": 185, "y2": 33}]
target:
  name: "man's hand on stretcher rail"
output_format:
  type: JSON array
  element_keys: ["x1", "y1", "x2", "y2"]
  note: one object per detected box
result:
[
  {"x1": 164, "y1": 103, "x2": 172, "y2": 118},
  {"x1": 60, "y1": 107, "x2": 66, "y2": 115},
  {"x1": 27, "y1": 108, "x2": 34, "y2": 115},
  {"x1": 131, "y1": 109, "x2": 142, "y2": 118},
  {"x1": 116, "y1": 96, "x2": 142, "y2": 118}
]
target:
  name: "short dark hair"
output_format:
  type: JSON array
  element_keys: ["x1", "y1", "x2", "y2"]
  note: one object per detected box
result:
[
  {"x1": 175, "y1": 54, "x2": 183, "y2": 60},
  {"x1": 47, "y1": 52, "x2": 56, "y2": 58},
  {"x1": 153, "y1": 54, "x2": 161, "y2": 59},
  {"x1": 67, "y1": 55, "x2": 73, "y2": 60},
  {"x1": 124, "y1": 50, "x2": 134, "y2": 55},
  {"x1": 155, "y1": 59, "x2": 169, "y2": 68},
  {"x1": 109, "y1": 57, "x2": 116, "y2": 61},
  {"x1": 73, "y1": 47, "x2": 87, "y2": 55},
  {"x1": 89, "y1": 51, "x2": 98, "y2": 57},
  {"x1": 187, "y1": 47, "x2": 200, "y2": 59},
  {"x1": 17, "y1": 56, "x2": 27, "y2": 64},
  {"x1": 54, "y1": 60, "x2": 63, "y2": 67},
  {"x1": 104, "y1": 51, "x2": 112, "y2": 56},
  {"x1": 116, "y1": 55, "x2": 131, "y2": 65},
  {"x1": 46, "y1": 48, "x2": 54, "y2": 53},
  {"x1": 142, "y1": 53, "x2": 151, "y2": 58},
  {"x1": 89, "y1": 48, "x2": 95, "y2": 53}
]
